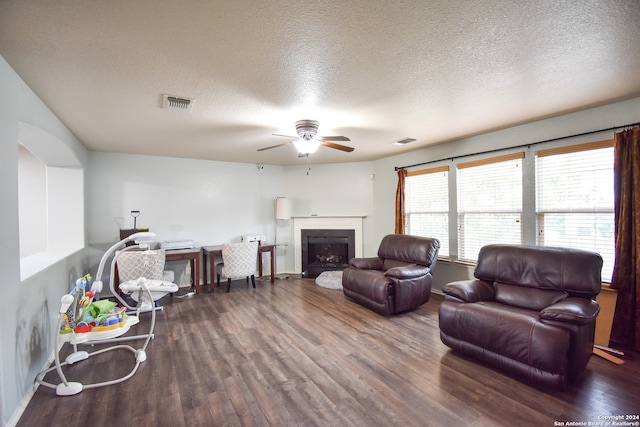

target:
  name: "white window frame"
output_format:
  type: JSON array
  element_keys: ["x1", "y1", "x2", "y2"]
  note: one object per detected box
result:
[
  {"x1": 456, "y1": 152, "x2": 524, "y2": 263},
  {"x1": 404, "y1": 166, "x2": 450, "y2": 257},
  {"x1": 535, "y1": 140, "x2": 614, "y2": 282}
]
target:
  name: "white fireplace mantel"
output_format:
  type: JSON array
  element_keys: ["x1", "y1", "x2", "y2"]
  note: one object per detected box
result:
[{"x1": 292, "y1": 215, "x2": 365, "y2": 274}]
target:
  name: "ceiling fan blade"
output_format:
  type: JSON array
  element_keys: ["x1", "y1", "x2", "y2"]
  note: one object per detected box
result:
[
  {"x1": 320, "y1": 141, "x2": 355, "y2": 152},
  {"x1": 272, "y1": 133, "x2": 298, "y2": 138},
  {"x1": 257, "y1": 141, "x2": 294, "y2": 151},
  {"x1": 319, "y1": 135, "x2": 351, "y2": 142}
]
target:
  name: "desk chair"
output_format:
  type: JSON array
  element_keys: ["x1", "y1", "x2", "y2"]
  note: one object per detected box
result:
[
  {"x1": 114, "y1": 248, "x2": 177, "y2": 311},
  {"x1": 215, "y1": 242, "x2": 259, "y2": 292}
]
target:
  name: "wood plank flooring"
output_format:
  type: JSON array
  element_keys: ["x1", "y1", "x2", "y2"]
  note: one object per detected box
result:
[{"x1": 18, "y1": 277, "x2": 640, "y2": 426}]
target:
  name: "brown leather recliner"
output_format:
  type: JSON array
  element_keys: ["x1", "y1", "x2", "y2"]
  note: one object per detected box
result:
[
  {"x1": 439, "y1": 244, "x2": 602, "y2": 389},
  {"x1": 342, "y1": 234, "x2": 440, "y2": 316}
]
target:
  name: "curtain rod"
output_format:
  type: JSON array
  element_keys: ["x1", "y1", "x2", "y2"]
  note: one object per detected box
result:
[{"x1": 394, "y1": 121, "x2": 640, "y2": 171}]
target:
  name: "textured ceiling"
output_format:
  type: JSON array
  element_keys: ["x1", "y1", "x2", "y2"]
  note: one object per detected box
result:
[{"x1": 1, "y1": 1, "x2": 640, "y2": 166}]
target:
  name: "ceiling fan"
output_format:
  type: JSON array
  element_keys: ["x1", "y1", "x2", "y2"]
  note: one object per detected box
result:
[{"x1": 257, "y1": 120, "x2": 354, "y2": 155}]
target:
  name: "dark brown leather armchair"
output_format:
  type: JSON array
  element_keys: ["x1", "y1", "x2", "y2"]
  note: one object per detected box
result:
[
  {"x1": 342, "y1": 234, "x2": 440, "y2": 316},
  {"x1": 439, "y1": 244, "x2": 602, "y2": 389}
]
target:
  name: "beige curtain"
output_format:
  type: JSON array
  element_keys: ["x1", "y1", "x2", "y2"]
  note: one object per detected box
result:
[
  {"x1": 395, "y1": 169, "x2": 407, "y2": 234},
  {"x1": 610, "y1": 127, "x2": 640, "y2": 351}
]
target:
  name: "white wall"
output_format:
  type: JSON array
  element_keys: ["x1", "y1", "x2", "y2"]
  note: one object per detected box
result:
[
  {"x1": 86, "y1": 155, "x2": 378, "y2": 278},
  {"x1": 87, "y1": 152, "x2": 287, "y2": 284},
  {"x1": 1, "y1": 55, "x2": 89, "y2": 427},
  {"x1": 17, "y1": 146, "x2": 47, "y2": 258},
  {"x1": 87, "y1": 153, "x2": 284, "y2": 245},
  {"x1": 47, "y1": 167, "x2": 84, "y2": 251},
  {"x1": 283, "y1": 162, "x2": 377, "y2": 260}
]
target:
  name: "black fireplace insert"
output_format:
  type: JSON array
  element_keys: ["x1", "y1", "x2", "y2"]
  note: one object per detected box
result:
[{"x1": 301, "y1": 229, "x2": 356, "y2": 278}]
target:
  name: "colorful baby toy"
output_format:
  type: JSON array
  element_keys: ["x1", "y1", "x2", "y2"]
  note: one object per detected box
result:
[{"x1": 59, "y1": 273, "x2": 128, "y2": 335}]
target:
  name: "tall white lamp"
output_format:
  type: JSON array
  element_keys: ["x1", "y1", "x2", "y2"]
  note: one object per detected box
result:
[{"x1": 274, "y1": 197, "x2": 291, "y2": 279}]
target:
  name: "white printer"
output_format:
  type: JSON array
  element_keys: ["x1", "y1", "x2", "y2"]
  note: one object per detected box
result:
[{"x1": 160, "y1": 240, "x2": 195, "y2": 250}]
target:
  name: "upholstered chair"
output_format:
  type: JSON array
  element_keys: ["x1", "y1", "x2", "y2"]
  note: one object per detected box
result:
[
  {"x1": 215, "y1": 242, "x2": 259, "y2": 292},
  {"x1": 115, "y1": 249, "x2": 177, "y2": 310},
  {"x1": 439, "y1": 244, "x2": 603, "y2": 389},
  {"x1": 342, "y1": 234, "x2": 440, "y2": 315}
]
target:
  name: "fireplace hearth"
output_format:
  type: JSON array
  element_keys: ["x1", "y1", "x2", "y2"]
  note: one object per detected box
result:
[{"x1": 301, "y1": 229, "x2": 355, "y2": 278}]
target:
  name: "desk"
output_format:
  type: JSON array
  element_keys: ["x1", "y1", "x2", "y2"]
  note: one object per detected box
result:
[
  {"x1": 165, "y1": 248, "x2": 202, "y2": 294},
  {"x1": 112, "y1": 247, "x2": 202, "y2": 294},
  {"x1": 202, "y1": 244, "x2": 275, "y2": 292}
]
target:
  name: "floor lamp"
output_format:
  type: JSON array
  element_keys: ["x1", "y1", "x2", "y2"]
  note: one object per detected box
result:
[{"x1": 274, "y1": 197, "x2": 291, "y2": 279}]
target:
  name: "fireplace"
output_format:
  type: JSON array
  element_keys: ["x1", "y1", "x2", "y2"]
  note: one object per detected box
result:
[
  {"x1": 301, "y1": 229, "x2": 355, "y2": 278},
  {"x1": 292, "y1": 215, "x2": 365, "y2": 275}
]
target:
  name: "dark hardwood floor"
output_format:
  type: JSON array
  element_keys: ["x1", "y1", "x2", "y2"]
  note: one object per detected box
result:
[{"x1": 19, "y1": 277, "x2": 640, "y2": 427}]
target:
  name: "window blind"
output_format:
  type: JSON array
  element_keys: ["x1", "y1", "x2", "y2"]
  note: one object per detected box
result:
[
  {"x1": 536, "y1": 140, "x2": 614, "y2": 281},
  {"x1": 405, "y1": 166, "x2": 449, "y2": 257},
  {"x1": 457, "y1": 153, "x2": 523, "y2": 262}
]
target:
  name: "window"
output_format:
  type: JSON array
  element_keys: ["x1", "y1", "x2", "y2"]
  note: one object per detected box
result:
[
  {"x1": 404, "y1": 166, "x2": 449, "y2": 257},
  {"x1": 457, "y1": 153, "x2": 523, "y2": 262},
  {"x1": 536, "y1": 140, "x2": 614, "y2": 281},
  {"x1": 400, "y1": 135, "x2": 614, "y2": 285}
]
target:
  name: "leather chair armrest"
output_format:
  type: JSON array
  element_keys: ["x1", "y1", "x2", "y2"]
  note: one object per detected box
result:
[
  {"x1": 441, "y1": 279, "x2": 495, "y2": 303},
  {"x1": 349, "y1": 257, "x2": 384, "y2": 270},
  {"x1": 539, "y1": 298, "x2": 600, "y2": 325},
  {"x1": 385, "y1": 264, "x2": 430, "y2": 279}
]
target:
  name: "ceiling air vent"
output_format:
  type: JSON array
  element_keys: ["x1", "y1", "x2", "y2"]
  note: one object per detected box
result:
[
  {"x1": 393, "y1": 137, "x2": 416, "y2": 145},
  {"x1": 162, "y1": 94, "x2": 195, "y2": 112}
]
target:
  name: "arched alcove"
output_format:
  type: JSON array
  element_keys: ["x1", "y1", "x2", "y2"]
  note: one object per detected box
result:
[{"x1": 18, "y1": 122, "x2": 84, "y2": 280}]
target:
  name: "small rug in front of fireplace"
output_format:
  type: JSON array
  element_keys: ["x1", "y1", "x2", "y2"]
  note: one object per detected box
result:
[{"x1": 315, "y1": 270, "x2": 343, "y2": 290}]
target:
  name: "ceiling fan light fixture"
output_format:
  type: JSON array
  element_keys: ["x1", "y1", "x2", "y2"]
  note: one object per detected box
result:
[
  {"x1": 294, "y1": 137, "x2": 320, "y2": 154},
  {"x1": 258, "y1": 119, "x2": 353, "y2": 155}
]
